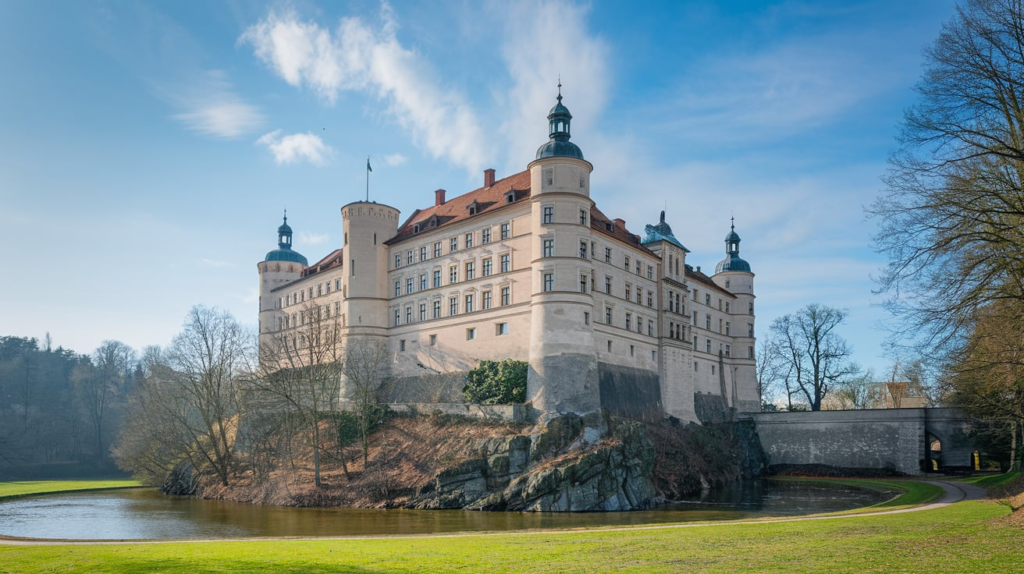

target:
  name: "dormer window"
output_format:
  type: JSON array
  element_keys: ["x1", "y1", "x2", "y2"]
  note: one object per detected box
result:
[
  {"x1": 468, "y1": 201, "x2": 479, "y2": 216},
  {"x1": 413, "y1": 224, "x2": 420, "y2": 233},
  {"x1": 505, "y1": 190, "x2": 515, "y2": 204},
  {"x1": 605, "y1": 222, "x2": 613, "y2": 232}
]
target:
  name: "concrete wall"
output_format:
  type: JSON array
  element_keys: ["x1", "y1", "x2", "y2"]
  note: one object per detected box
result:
[
  {"x1": 597, "y1": 362, "x2": 663, "y2": 422},
  {"x1": 748, "y1": 408, "x2": 979, "y2": 476},
  {"x1": 750, "y1": 409, "x2": 926, "y2": 475}
]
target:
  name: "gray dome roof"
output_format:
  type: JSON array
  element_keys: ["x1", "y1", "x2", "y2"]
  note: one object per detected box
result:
[
  {"x1": 265, "y1": 248, "x2": 308, "y2": 265},
  {"x1": 715, "y1": 254, "x2": 750, "y2": 273},
  {"x1": 536, "y1": 140, "x2": 585, "y2": 160}
]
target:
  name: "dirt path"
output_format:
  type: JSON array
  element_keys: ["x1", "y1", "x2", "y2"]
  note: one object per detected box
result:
[{"x1": 0, "y1": 480, "x2": 990, "y2": 546}]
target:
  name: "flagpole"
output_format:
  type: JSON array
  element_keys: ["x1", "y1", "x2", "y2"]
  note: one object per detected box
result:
[{"x1": 366, "y1": 156, "x2": 370, "y2": 202}]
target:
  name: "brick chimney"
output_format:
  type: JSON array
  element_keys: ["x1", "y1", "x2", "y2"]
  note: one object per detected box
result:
[
  {"x1": 484, "y1": 168, "x2": 496, "y2": 188},
  {"x1": 435, "y1": 189, "x2": 446, "y2": 206},
  {"x1": 614, "y1": 218, "x2": 626, "y2": 230}
]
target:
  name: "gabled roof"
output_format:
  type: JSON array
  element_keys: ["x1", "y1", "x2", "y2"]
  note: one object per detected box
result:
[
  {"x1": 590, "y1": 207, "x2": 658, "y2": 257},
  {"x1": 386, "y1": 171, "x2": 532, "y2": 245},
  {"x1": 301, "y1": 248, "x2": 344, "y2": 278},
  {"x1": 685, "y1": 265, "x2": 736, "y2": 299}
]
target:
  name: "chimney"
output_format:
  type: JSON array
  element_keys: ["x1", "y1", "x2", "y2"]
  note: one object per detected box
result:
[
  {"x1": 484, "y1": 168, "x2": 496, "y2": 188},
  {"x1": 435, "y1": 189, "x2": 446, "y2": 206},
  {"x1": 613, "y1": 218, "x2": 626, "y2": 230}
]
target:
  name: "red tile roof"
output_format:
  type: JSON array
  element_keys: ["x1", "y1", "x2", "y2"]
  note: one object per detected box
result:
[
  {"x1": 386, "y1": 170, "x2": 532, "y2": 245},
  {"x1": 686, "y1": 265, "x2": 736, "y2": 298},
  {"x1": 301, "y1": 248, "x2": 344, "y2": 278}
]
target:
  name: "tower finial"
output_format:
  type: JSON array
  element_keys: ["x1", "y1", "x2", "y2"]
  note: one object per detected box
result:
[
  {"x1": 283, "y1": 208, "x2": 287, "y2": 223},
  {"x1": 557, "y1": 76, "x2": 562, "y2": 103},
  {"x1": 730, "y1": 215, "x2": 734, "y2": 231}
]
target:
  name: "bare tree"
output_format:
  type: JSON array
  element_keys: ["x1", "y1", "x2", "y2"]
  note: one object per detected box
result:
[
  {"x1": 113, "y1": 307, "x2": 249, "y2": 487},
  {"x1": 247, "y1": 301, "x2": 343, "y2": 487},
  {"x1": 870, "y1": 0, "x2": 1024, "y2": 354},
  {"x1": 770, "y1": 304, "x2": 860, "y2": 411},
  {"x1": 75, "y1": 340, "x2": 136, "y2": 460},
  {"x1": 755, "y1": 336, "x2": 787, "y2": 410},
  {"x1": 342, "y1": 337, "x2": 392, "y2": 466}
]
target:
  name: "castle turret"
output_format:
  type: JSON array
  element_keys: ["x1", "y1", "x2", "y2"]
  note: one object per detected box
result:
[
  {"x1": 258, "y1": 213, "x2": 307, "y2": 347},
  {"x1": 339, "y1": 202, "x2": 400, "y2": 341},
  {"x1": 712, "y1": 218, "x2": 758, "y2": 412},
  {"x1": 525, "y1": 85, "x2": 600, "y2": 417}
]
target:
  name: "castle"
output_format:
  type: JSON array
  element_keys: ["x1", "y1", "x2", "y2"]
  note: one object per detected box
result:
[{"x1": 257, "y1": 89, "x2": 758, "y2": 422}]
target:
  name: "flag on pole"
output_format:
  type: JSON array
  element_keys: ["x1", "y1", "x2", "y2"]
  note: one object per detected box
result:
[{"x1": 367, "y1": 157, "x2": 372, "y2": 172}]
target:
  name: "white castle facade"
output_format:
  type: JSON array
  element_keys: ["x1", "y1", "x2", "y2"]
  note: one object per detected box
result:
[{"x1": 257, "y1": 91, "x2": 759, "y2": 422}]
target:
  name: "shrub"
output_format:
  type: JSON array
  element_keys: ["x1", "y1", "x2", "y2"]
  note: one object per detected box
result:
[{"x1": 462, "y1": 360, "x2": 528, "y2": 404}]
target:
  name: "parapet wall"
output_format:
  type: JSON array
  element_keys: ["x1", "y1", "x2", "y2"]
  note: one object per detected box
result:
[{"x1": 748, "y1": 409, "x2": 927, "y2": 475}]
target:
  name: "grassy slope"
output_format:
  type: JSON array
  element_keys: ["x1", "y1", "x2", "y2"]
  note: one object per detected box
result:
[
  {"x1": 956, "y1": 471, "x2": 1020, "y2": 489},
  {"x1": 1, "y1": 479, "x2": 1020, "y2": 573},
  {"x1": 0, "y1": 479, "x2": 141, "y2": 501}
]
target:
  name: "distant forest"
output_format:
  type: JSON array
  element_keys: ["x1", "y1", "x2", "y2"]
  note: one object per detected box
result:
[{"x1": 0, "y1": 335, "x2": 138, "y2": 479}]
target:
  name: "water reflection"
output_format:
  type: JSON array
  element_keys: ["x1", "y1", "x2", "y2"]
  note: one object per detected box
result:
[{"x1": 0, "y1": 481, "x2": 890, "y2": 541}]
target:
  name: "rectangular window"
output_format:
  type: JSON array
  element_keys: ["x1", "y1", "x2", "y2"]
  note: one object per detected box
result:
[
  {"x1": 720, "y1": 319, "x2": 723, "y2": 333},
  {"x1": 406, "y1": 306, "x2": 412, "y2": 324},
  {"x1": 726, "y1": 322, "x2": 731, "y2": 336},
  {"x1": 465, "y1": 294, "x2": 474, "y2": 313},
  {"x1": 591, "y1": 241, "x2": 596, "y2": 259},
  {"x1": 749, "y1": 323, "x2": 754, "y2": 337},
  {"x1": 648, "y1": 320, "x2": 653, "y2": 337},
  {"x1": 647, "y1": 265, "x2": 653, "y2": 280},
  {"x1": 648, "y1": 293, "x2": 653, "y2": 308},
  {"x1": 630, "y1": 345, "x2": 635, "y2": 357},
  {"x1": 482, "y1": 227, "x2": 492, "y2": 244},
  {"x1": 465, "y1": 232, "x2": 474, "y2": 248},
  {"x1": 625, "y1": 284, "x2": 632, "y2": 301},
  {"x1": 624, "y1": 255, "x2": 630, "y2": 270},
  {"x1": 543, "y1": 238, "x2": 554, "y2": 258},
  {"x1": 605, "y1": 247, "x2": 611, "y2": 263},
  {"x1": 636, "y1": 260, "x2": 641, "y2": 275},
  {"x1": 496, "y1": 322, "x2": 509, "y2": 336},
  {"x1": 394, "y1": 280, "x2": 401, "y2": 297},
  {"x1": 580, "y1": 274, "x2": 588, "y2": 293},
  {"x1": 636, "y1": 287, "x2": 642, "y2": 305},
  {"x1": 706, "y1": 315, "x2": 711, "y2": 330},
  {"x1": 433, "y1": 300, "x2": 441, "y2": 319},
  {"x1": 579, "y1": 240, "x2": 587, "y2": 259},
  {"x1": 501, "y1": 254, "x2": 510, "y2": 272},
  {"x1": 580, "y1": 209, "x2": 588, "y2": 226},
  {"x1": 501, "y1": 286, "x2": 510, "y2": 306},
  {"x1": 543, "y1": 205, "x2": 553, "y2": 224},
  {"x1": 407, "y1": 250, "x2": 413, "y2": 265},
  {"x1": 584, "y1": 311, "x2": 590, "y2": 325},
  {"x1": 725, "y1": 302, "x2": 730, "y2": 313},
  {"x1": 608, "y1": 340, "x2": 612, "y2": 352},
  {"x1": 449, "y1": 297, "x2": 458, "y2": 316},
  {"x1": 420, "y1": 274, "x2": 427, "y2": 291},
  {"x1": 605, "y1": 307, "x2": 612, "y2": 324},
  {"x1": 400, "y1": 340, "x2": 406, "y2": 351},
  {"x1": 605, "y1": 277, "x2": 612, "y2": 294},
  {"x1": 712, "y1": 365, "x2": 716, "y2": 375},
  {"x1": 652, "y1": 350, "x2": 657, "y2": 361},
  {"x1": 433, "y1": 270, "x2": 442, "y2": 288},
  {"x1": 449, "y1": 265, "x2": 459, "y2": 284},
  {"x1": 420, "y1": 246, "x2": 427, "y2": 261},
  {"x1": 395, "y1": 254, "x2": 401, "y2": 269},
  {"x1": 483, "y1": 258, "x2": 493, "y2": 276},
  {"x1": 706, "y1": 339, "x2": 711, "y2": 353},
  {"x1": 543, "y1": 272, "x2": 554, "y2": 292},
  {"x1": 430, "y1": 334, "x2": 437, "y2": 346},
  {"x1": 705, "y1": 293, "x2": 711, "y2": 306},
  {"x1": 434, "y1": 241, "x2": 442, "y2": 258},
  {"x1": 483, "y1": 291, "x2": 492, "y2": 309},
  {"x1": 406, "y1": 278, "x2": 414, "y2": 294},
  {"x1": 467, "y1": 328, "x2": 476, "y2": 340},
  {"x1": 466, "y1": 261, "x2": 475, "y2": 280},
  {"x1": 749, "y1": 302, "x2": 754, "y2": 315},
  {"x1": 749, "y1": 346, "x2": 755, "y2": 359},
  {"x1": 693, "y1": 311, "x2": 698, "y2": 325},
  {"x1": 725, "y1": 344, "x2": 731, "y2": 357},
  {"x1": 394, "y1": 308, "x2": 401, "y2": 326},
  {"x1": 694, "y1": 361, "x2": 698, "y2": 371},
  {"x1": 336, "y1": 279, "x2": 341, "y2": 291},
  {"x1": 626, "y1": 313, "x2": 632, "y2": 330},
  {"x1": 335, "y1": 302, "x2": 340, "y2": 315},
  {"x1": 637, "y1": 316, "x2": 643, "y2": 334},
  {"x1": 317, "y1": 284, "x2": 322, "y2": 296},
  {"x1": 419, "y1": 303, "x2": 426, "y2": 321},
  {"x1": 450, "y1": 237, "x2": 458, "y2": 253},
  {"x1": 693, "y1": 335, "x2": 698, "y2": 348},
  {"x1": 500, "y1": 223, "x2": 510, "y2": 240}
]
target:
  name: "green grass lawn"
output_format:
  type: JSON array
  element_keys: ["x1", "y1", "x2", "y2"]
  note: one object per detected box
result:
[
  {"x1": 956, "y1": 471, "x2": 1020, "y2": 490},
  {"x1": 0, "y1": 479, "x2": 141, "y2": 501},
  {"x1": 0, "y1": 501, "x2": 1018, "y2": 573},
  {"x1": 1, "y1": 478, "x2": 1020, "y2": 573}
]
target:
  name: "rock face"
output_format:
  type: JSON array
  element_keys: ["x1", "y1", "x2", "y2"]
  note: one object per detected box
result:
[{"x1": 410, "y1": 412, "x2": 657, "y2": 511}]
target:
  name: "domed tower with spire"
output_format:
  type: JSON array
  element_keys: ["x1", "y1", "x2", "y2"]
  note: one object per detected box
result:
[
  {"x1": 711, "y1": 218, "x2": 758, "y2": 413},
  {"x1": 258, "y1": 212, "x2": 308, "y2": 343},
  {"x1": 526, "y1": 83, "x2": 601, "y2": 417}
]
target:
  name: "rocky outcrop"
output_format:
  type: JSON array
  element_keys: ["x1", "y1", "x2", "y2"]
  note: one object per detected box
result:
[{"x1": 410, "y1": 412, "x2": 657, "y2": 511}]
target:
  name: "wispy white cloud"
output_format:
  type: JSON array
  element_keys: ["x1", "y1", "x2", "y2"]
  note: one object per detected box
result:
[
  {"x1": 169, "y1": 70, "x2": 264, "y2": 139},
  {"x1": 496, "y1": 0, "x2": 611, "y2": 170},
  {"x1": 381, "y1": 153, "x2": 407, "y2": 166},
  {"x1": 256, "y1": 130, "x2": 332, "y2": 165},
  {"x1": 297, "y1": 231, "x2": 330, "y2": 245},
  {"x1": 240, "y1": 6, "x2": 490, "y2": 173}
]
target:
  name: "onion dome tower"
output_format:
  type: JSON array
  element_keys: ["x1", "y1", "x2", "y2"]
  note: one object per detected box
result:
[
  {"x1": 715, "y1": 218, "x2": 750, "y2": 274},
  {"x1": 258, "y1": 212, "x2": 307, "y2": 343},
  {"x1": 526, "y1": 83, "x2": 600, "y2": 418}
]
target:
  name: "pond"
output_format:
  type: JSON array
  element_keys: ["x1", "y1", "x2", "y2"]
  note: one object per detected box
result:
[{"x1": 0, "y1": 481, "x2": 891, "y2": 540}]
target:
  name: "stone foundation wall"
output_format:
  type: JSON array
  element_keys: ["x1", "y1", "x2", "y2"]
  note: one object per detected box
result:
[{"x1": 597, "y1": 362, "x2": 663, "y2": 422}]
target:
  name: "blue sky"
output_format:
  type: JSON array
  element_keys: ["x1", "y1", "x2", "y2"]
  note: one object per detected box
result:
[{"x1": 0, "y1": 0, "x2": 954, "y2": 376}]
